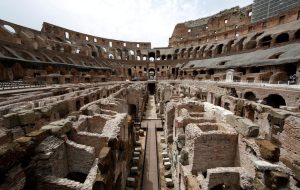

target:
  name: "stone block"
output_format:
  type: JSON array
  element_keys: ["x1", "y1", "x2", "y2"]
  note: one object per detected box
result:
[
  {"x1": 139, "y1": 129, "x2": 144, "y2": 136},
  {"x1": 26, "y1": 130, "x2": 50, "y2": 143},
  {"x1": 164, "y1": 171, "x2": 172, "y2": 178},
  {"x1": 133, "y1": 151, "x2": 140, "y2": 157},
  {"x1": 3, "y1": 113, "x2": 19, "y2": 128},
  {"x1": 163, "y1": 157, "x2": 170, "y2": 164},
  {"x1": 226, "y1": 115, "x2": 259, "y2": 137},
  {"x1": 164, "y1": 162, "x2": 171, "y2": 170},
  {"x1": 18, "y1": 111, "x2": 35, "y2": 125},
  {"x1": 134, "y1": 142, "x2": 141, "y2": 147},
  {"x1": 132, "y1": 157, "x2": 139, "y2": 165},
  {"x1": 41, "y1": 119, "x2": 72, "y2": 135},
  {"x1": 10, "y1": 127, "x2": 24, "y2": 140},
  {"x1": 161, "y1": 137, "x2": 165, "y2": 143},
  {"x1": 254, "y1": 160, "x2": 280, "y2": 171},
  {"x1": 165, "y1": 178, "x2": 174, "y2": 187},
  {"x1": 134, "y1": 147, "x2": 141, "y2": 152},
  {"x1": 126, "y1": 177, "x2": 137, "y2": 188},
  {"x1": 130, "y1": 166, "x2": 139, "y2": 175},
  {"x1": 162, "y1": 152, "x2": 168, "y2": 158}
]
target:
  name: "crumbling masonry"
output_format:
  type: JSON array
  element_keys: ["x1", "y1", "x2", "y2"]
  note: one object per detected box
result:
[{"x1": 0, "y1": 1, "x2": 300, "y2": 190}]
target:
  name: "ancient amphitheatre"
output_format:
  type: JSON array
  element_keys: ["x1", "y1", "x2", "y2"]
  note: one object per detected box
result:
[{"x1": 0, "y1": 0, "x2": 300, "y2": 189}]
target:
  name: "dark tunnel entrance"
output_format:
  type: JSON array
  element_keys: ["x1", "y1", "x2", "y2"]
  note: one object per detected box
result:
[{"x1": 148, "y1": 82, "x2": 156, "y2": 95}]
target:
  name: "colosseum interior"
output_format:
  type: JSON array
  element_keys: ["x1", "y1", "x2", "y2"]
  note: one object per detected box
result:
[{"x1": 0, "y1": 1, "x2": 300, "y2": 190}]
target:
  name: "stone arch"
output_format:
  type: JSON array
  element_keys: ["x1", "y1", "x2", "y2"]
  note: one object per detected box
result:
[
  {"x1": 216, "y1": 44, "x2": 224, "y2": 55},
  {"x1": 275, "y1": 33, "x2": 289, "y2": 44},
  {"x1": 108, "y1": 54, "x2": 114, "y2": 59},
  {"x1": 52, "y1": 56, "x2": 66, "y2": 63},
  {"x1": 180, "y1": 48, "x2": 186, "y2": 59},
  {"x1": 235, "y1": 37, "x2": 246, "y2": 51},
  {"x1": 148, "y1": 52, "x2": 155, "y2": 61},
  {"x1": 244, "y1": 91, "x2": 256, "y2": 101},
  {"x1": 263, "y1": 94, "x2": 286, "y2": 108},
  {"x1": 127, "y1": 68, "x2": 132, "y2": 77},
  {"x1": 224, "y1": 40, "x2": 235, "y2": 53},
  {"x1": 70, "y1": 68, "x2": 78, "y2": 76},
  {"x1": 294, "y1": 29, "x2": 300, "y2": 40},
  {"x1": 156, "y1": 50, "x2": 161, "y2": 59},
  {"x1": 116, "y1": 49, "x2": 122, "y2": 60},
  {"x1": 205, "y1": 45, "x2": 214, "y2": 58},
  {"x1": 192, "y1": 70, "x2": 198, "y2": 76},
  {"x1": 46, "y1": 65, "x2": 54, "y2": 74},
  {"x1": 0, "y1": 64, "x2": 6, "y2": 81},
  {"x1": 193, "y1": 46, "x2": 200, "y2": 58},
  {"x1": 245, "y1": 32, "x2": 264, "y2": 50},
  {"x1": 187, "y1": 47, "x2": 193, "y2": 58},
  {"x1": 259, "y1": 35, "x2": 272, "y2": 47},
  {"x1": 148, "y1": 68, "x2": 156, "y2": 76},
  {"x1": 12, "y1": 63, "x2": 24, "y2": 80}
]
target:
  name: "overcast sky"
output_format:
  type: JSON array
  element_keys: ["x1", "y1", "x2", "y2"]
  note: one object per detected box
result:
[{"x1": 0, "y1": 0, "x2": 252, "y2": 47}]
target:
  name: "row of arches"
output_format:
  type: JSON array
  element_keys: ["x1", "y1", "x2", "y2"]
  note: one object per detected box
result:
[
  {"x1": 174, "y1": 29, "x2": 300, "y2": 60},
  {"x1": 243, "y1": 91, "x2": 287, "y2": 108}
]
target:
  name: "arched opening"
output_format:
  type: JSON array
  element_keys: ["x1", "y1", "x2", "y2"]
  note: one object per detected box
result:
[
  {"x1": 148, "y1": 52, "x2": 155, "y2": 61},
  {"x1": 156, "y1": 50, "x2": 160, "y2": 58},
  {"x1": 108, "y1": 54, "x2": 114, "y2": 59},
  {"x1": 249, "y1": 67, "x2": 261, "y2": 73},
  {"x1": 244, "y1": 91, "x2": 256, "y2": 101},
  {"x1": 167, "y1": 54, "x2": 172, "y2": 60},
  {"x1": 294, "y1": 29, "x2": 300, "y2": 39},
  {"x1": 128, "y1": 68, "x2": 132, "y2": 76},
  {"x1": 138, "y1": 71, "x2": 143, "y2": 77},
  {"x1": 263, "y1": 94, "x2": 286, "y2": 108},
  {"x1": 225, "y1": 40, "x2": 235, "y2": 53},
  {"x1": 128, "y1": 104, "x2": 137, "y2": 120},
  {"x1": 92, "y1": 51, "x2": 97, "y2": 57},
  {"x1": 236, "y1": 37, "x2": 246, "y2": 51},
  {"x1": 76, "y1": 100, "x2": 81, "y2": 111},
  {"x1": 260, "y1": 35, "x2": 272, "y2": 47},
  {"x1": 12, "y1": 63, "x2": 24, "y2": 80},
  {"x1": 224, "y1": 102, "x2": 230, "y2": 110},
  {"x1": 187, "y1": 47, "x2": 193, "y2": 58},
  {"x1": 3, "y1": 25, "x2": 16, "y2": 34},
  {"x1": 193, "y1": 70, "x2": 198, "y2": 76},
  {"x1": 161, "y1": 55, "x2": 166, "y2": 60},
  {"x1": 65, "y1": 172, "x2": 87, "y2": 183},
  {"x1": 275, "y1": 33, "x2": 289, "y2": 44},
  {"x1": 285, "y1": 63, "x2": 297, "y2": 84},
  {"x1": 180, "y1": 48, "x2": 186, "y2": 59},
  {"x1": 285, "y1": 63, "x2": 297, "y2": 76},
  {"x1": 208, "y1": 69, "x2": 215, "y2": 75},
  {"x1": 148, "y1": 82, "x2": 156, "y2": 95},
  {"x1": 216, "y1": 44, "x2": 224, "y2": 54},
  {"x1": 84, "y1": 97, "x2": 89, "y2": 105}
]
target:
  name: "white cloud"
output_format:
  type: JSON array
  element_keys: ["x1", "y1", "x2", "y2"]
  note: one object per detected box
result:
[{"x1": 0, "y1": 0, "x2": 252, "y2": 47}]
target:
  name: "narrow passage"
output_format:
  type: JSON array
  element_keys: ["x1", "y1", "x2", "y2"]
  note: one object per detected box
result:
[{"x1": 142, "y1": 95, "x2": 159, "y2": 190}]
